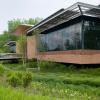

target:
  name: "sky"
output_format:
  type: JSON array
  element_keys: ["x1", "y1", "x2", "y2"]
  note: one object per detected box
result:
[{"x1": 0, "y1": 0, "x2": 100, "y2": 34}]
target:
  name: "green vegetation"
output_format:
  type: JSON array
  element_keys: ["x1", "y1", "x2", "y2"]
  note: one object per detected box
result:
[
  {"x1": 0, "y1": 16, "x2": 99, "y2": 100},
  {"x1": 7, "y1": 71, "x2": 32, "y2": 88},
  {"x1": 0, "y1": 18, "x2": 42, "y2": 53},
  {"x1": 17, "y1": 34, "x2": 27, "y2": 66},
  {"x1": 0, "y1": 61, "x2": 99, "y2": 100},
  {"x1": 0, "y1": 32, "x2": 17, "y2": 53},
  {"x1": 0, "y1": 64, "x2": 5, "y2": 75},
  {"x1": 7, "y1": 71, "x2": 22, "y2": 87},
  {"x1": 22, "y1": 72, "x2": 32, "y2": 88},
  {"x1": 8, "y1": 18, "x2": 42, "y2": 33},
  {"x1": 0, "y1": 86, "x2": 61, "y2": 100}
]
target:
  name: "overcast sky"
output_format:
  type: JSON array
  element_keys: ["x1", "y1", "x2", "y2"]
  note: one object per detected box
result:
[{"x1": 0, "y1": 0, "x2": 100, "y2": 34}]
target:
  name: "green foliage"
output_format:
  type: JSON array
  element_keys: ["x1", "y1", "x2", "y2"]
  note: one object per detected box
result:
[
  {"x1": 26, "y1": 59, "x2": 37, "y2": 68},
  {"x1": 3, "y1": 63, "x2": 24, "y2": 70},
  {"x1": 17, "y1": 34, "x2": 26, "y2": 55},
  {"x1": 31, "y1": 81, "x2": 99, "y2": 99},
  {"x1": 8, "y1": 18, "x2": 42, "y2": 33},
  {"x1": 8, "y1": 19, "x2": 21, "y2": 33},
  {"x1": 7, "y1": 71, "x2": 32, "y2": 88},
  {"x1": 17, "y1": 35, "x2": 27, "y2": 66},
  {"x1": 1, "y1": 62, "x2": 100, "y2": 99},
  {"x1": 0, "y1": 64, "x2": 5, "y2": 75},
  {"x1": 0, "y1": 17, "x2": 42, "y2": 53},
  {"x1": 38, "y1": 61, "x2": 66, "y2": 71},
  {"x1": 22, "y1": 72, "x2": 32, "y2": 88},
  {"x1": 0, "y1": 86, "x2": 59, "y2": 100},
  {"x1": 7, "y1": 71, "x2": 22, "y2": 87},
  {"x1": 24, "y1": 18, "x2": 42, "y2": 25},
  {"x1": 0, "y1": 32, "x2": 17, "y2": 53},
  {"x1": 30, "y1": 69, "x2": 100, "y2": 98},
  {"x1": 8, "y1": 75, "x2": 21, "y2": 87}
]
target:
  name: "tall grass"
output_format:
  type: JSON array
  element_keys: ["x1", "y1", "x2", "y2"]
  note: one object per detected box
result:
[
  {"x1": 0, "y1": 85, "x2": 99, "y2": 100},
  {"x1": 0, "y1": 86, "x2": 62, "y2": 100},
  {"x1": 1, "y1": 61, "x2": 100, "y2": 99}
]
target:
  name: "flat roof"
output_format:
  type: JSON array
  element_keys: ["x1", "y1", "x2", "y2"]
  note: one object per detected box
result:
[
  {"x1": 12, "y1": 24, "x2": 33, "y2": 35},
  {"x1": 27, "y1": 2, "x2": 100, "y2": 34}
]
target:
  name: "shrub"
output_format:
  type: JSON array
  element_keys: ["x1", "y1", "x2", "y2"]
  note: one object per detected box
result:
[
  {"x1": 7, "y1": 71, "x2": 32, "y2": 88},
  {"x1": 6, "y1": 71, "x2": 13, "y2": 77},
  {"x1": 7, "y1": 73, "x2": 21, "y2": 87},
  {"x1": 0, "y1": 64, "x2": 5, "y2": 75},
  {"x1": 22, "y1": 72, "x2": 32, "y2": 88}
]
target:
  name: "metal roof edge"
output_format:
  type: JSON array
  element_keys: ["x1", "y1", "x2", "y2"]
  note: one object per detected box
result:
[{"x1": 27, "y1": 2, "x2": 100, "y2": 34}]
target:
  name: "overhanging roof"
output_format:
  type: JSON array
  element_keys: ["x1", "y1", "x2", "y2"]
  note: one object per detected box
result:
[
  {"x1": 27, "y1": 2, "x2": 100, "y2": 34},
  {"x1": 13, "y1": 24, "x2": 33, "y2": 36}
]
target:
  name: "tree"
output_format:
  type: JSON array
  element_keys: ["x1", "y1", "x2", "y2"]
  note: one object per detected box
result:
[
  {"x1": 0, "y1": 31, "x2": 17, "y2": 53},
  {"x1": 8, "y1": 18, "x2": 42, "y2": 33},
  {"x1": 17, "y1": 34, "x2": 26, "y2": 66},
  {"x1": 32, "y1": 29, "x2": 42, "y2": 71},
  {"x1": 7, "y1": 18, "x2": 42, "y2": 67}
]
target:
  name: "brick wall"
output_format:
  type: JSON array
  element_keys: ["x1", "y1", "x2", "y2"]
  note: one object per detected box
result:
[
  {"x1": 27, "y1": 36, "x2": 37, "y2": 59},
  {"x1": 26, "y1": 35, "x2": 100, "y2": 64},
  {"x1": 36, "y1": 50, "x2": 100, "y2": 64}
]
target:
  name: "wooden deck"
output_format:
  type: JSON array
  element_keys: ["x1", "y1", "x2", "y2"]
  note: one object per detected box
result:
[{"x1": 0, "y1": 53, "x2": 22, "y2": 60}]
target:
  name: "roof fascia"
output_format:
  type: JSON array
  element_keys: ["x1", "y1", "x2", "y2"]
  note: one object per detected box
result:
[{"x1": 27, "y1": 2, "x2": 100, "y2": 33}]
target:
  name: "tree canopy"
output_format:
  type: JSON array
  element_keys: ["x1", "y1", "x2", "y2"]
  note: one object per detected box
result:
[
  {"x1": 8, "y1": 18, "x2": 42, "y2": 33},
  {"x1": 0, "y1": 17, "x2": 42, "y2": 53}
]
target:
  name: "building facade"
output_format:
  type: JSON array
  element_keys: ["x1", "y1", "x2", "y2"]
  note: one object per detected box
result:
[
  {"x1": 26, "y1": 2, "x2": 100, "y2": 64},
  {"x1": 11, "y1": 24, "x2": 33, "y2": 57}
]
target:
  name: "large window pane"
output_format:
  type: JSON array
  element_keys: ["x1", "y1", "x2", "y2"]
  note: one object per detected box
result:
[
  {"x1": 37, "y1": 34, "x2": 48, "y2": 52},
  {"x1": 63, "y1": 23, "x2": 82, "y2": 50},
  {"x1": 47, "y1": 32, "x2": 58, "y2": 51},
  {"x1": 84, "y1": 20, "x2": 100, "y2": 49},
  {"x1": 38, "y1": 22, "x2": 82, "y2": 52}
]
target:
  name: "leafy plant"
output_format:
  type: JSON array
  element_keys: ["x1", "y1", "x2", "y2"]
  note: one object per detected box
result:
[
  {"x1": 7, "y1": 71, "x2": 23, "y2": 87},
  {"x1": 7, "y1": 71, "x2": 32, "y2": 88},
  {"x1": 22, "y1": 72, "x2": 32, "y2": 88},
  {"x1": 0, "y1": 64, "x2": 5, "y2": 75},
  {"x1": 26, "y1": 59, "x2": 37, "y2": 68}
]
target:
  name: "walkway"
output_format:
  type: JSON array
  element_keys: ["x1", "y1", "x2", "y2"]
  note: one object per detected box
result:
[{"x1": 0, "y1": 53, "x2": 22, "y2": 60}]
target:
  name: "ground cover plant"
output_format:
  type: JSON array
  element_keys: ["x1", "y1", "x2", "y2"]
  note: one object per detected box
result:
[{"x1": 0, "y1": 61, "x2": 100, "y2": 100}]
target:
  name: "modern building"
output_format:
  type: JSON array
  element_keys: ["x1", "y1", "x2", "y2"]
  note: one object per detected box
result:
[
  {"x1": 10, "y1": 24, "x2": 33, "y2": 55},
  {"x1": 5, "y1": 24, "x2": 33, "y2": 60},
  {"x1": 27, "y1": 2, "x2": 100, "y2": 64}
]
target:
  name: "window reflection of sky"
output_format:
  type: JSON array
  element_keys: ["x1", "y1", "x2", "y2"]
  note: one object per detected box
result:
[{"x1": 38, "y1": 22, "x2": 82, "y2": 52}]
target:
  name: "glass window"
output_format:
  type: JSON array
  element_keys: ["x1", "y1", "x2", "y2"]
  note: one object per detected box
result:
[
  {"x1": 37, "y1": 34, "x2": 48, "y2": 52},
  {"x1": 84, "y1": 20, "x2": 100, "y2": 49},
  {"x1": 63, "y1": 23, "x2": 82, "y2": 50},
  {"x1": 47, "y1": 32, "x2": 58, "y2": 51},
  {"x1": 38, "y1": 22, "x2": 82, "y2": 52}
]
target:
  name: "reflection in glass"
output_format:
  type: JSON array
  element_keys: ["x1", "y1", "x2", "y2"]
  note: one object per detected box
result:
[
  {"x1": 84, "y1": 20, "x2": 100, "y2": 50},
  {"x1": 37, "y1": 22, "x2": 82, "y2": 52}
]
